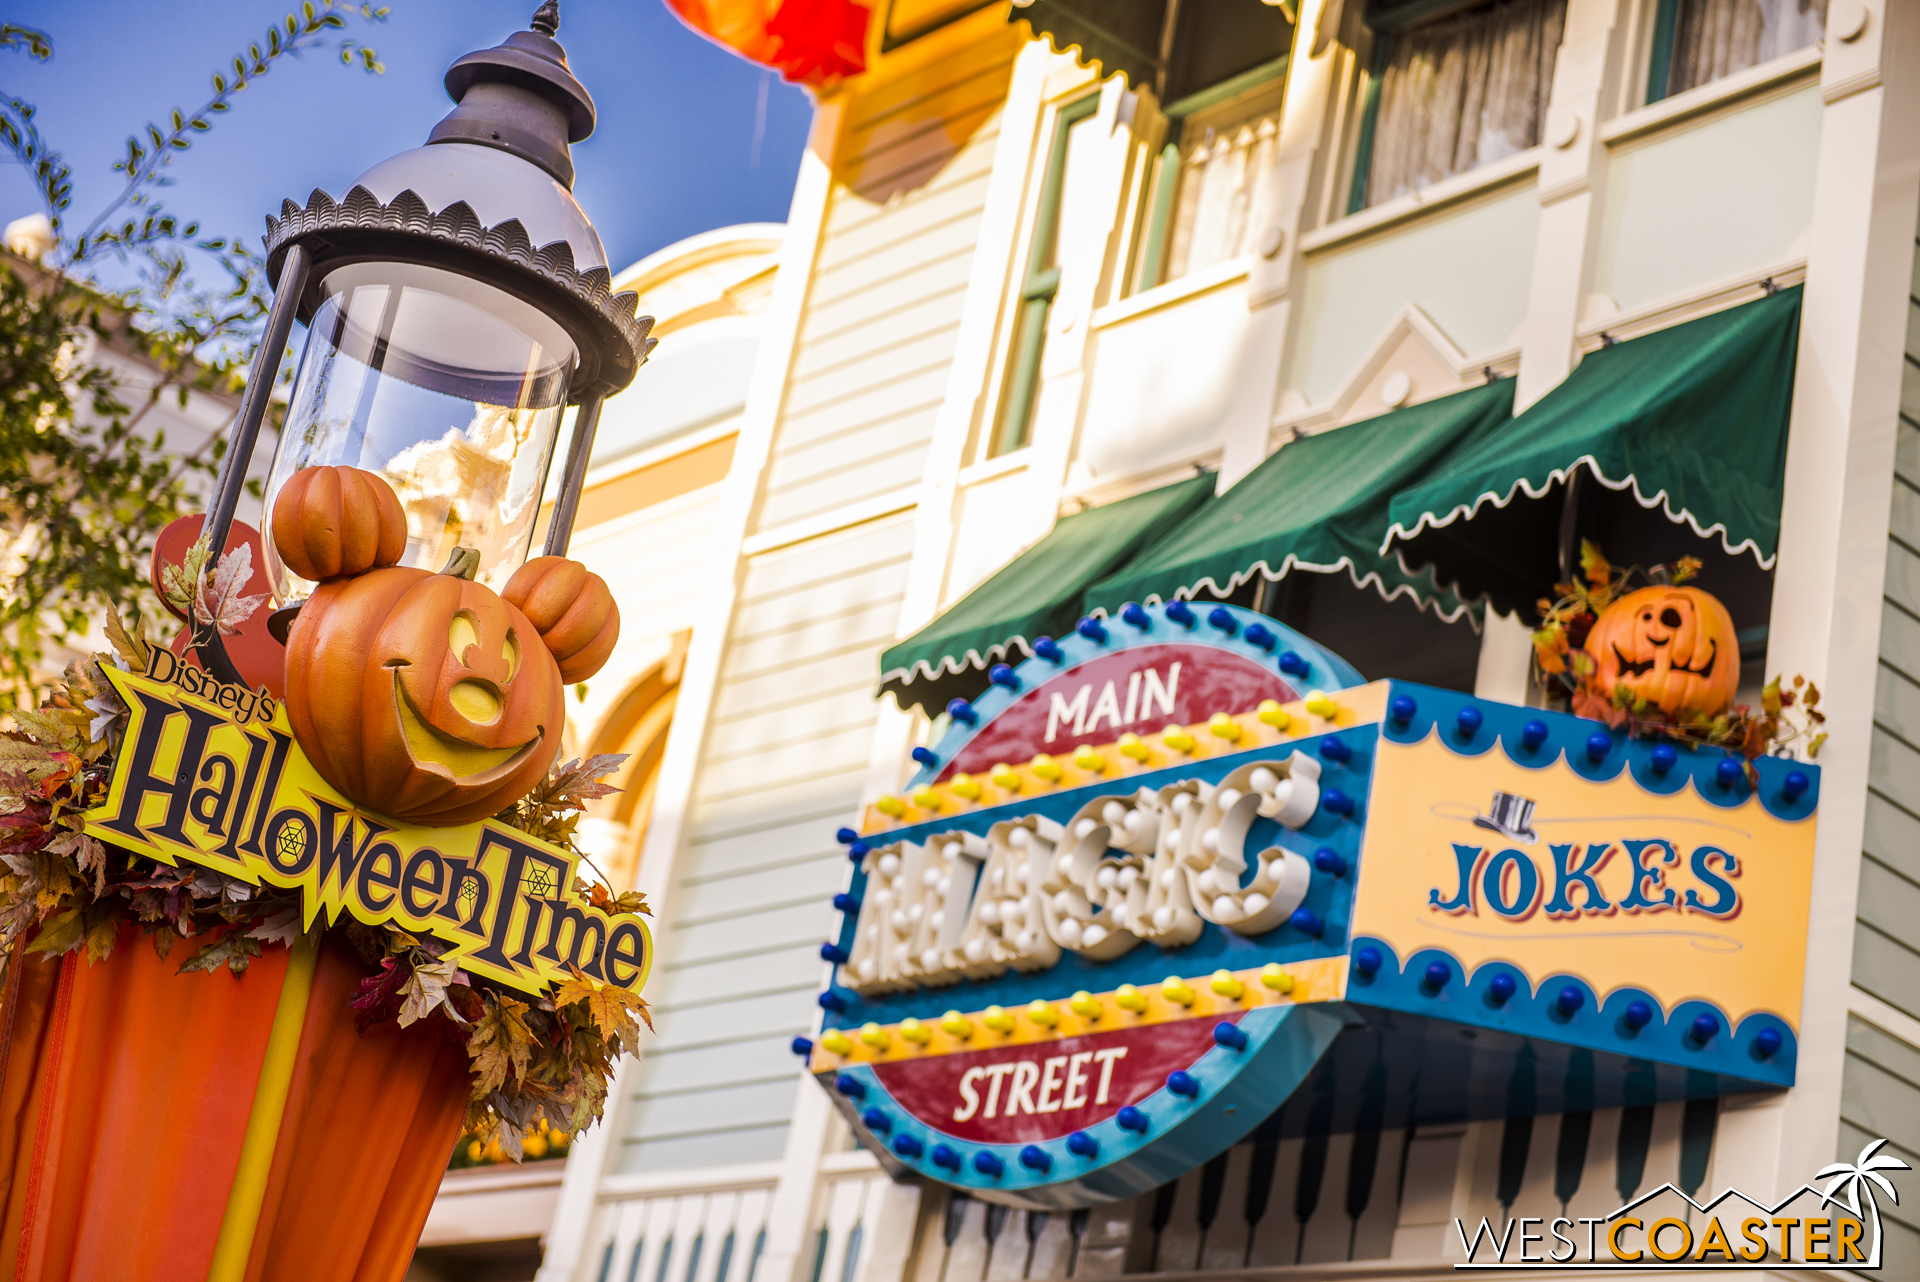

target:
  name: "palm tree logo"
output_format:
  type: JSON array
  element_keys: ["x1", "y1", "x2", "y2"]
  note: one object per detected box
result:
[{"x1": 1816, "y1": 1138, "x2": 1912, "y2": 1268}]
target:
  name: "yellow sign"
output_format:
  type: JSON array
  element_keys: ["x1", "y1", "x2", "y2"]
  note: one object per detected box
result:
[
  {"x1": 84, "y1": 660, "x2": 651, "y2": 999},
  {"x1": 1351, "y1": 732, "x2": 1814, "y2": 1032}
]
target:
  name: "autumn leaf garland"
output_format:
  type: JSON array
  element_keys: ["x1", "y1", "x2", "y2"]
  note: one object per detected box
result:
[{"x1": 0, "y1": 606, "x2": 648, "y2": 1157}]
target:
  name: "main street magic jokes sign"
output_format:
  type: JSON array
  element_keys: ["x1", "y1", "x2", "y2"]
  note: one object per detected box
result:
[
  {"x1": 83, "y1": 655, "x2": 651, "y2": 999},
  {"x1": 806, "y1": 604, "x2": 1820, "y2": 1208}
]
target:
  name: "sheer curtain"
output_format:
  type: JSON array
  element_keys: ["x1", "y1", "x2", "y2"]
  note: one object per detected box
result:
[
  {"x1": 1165, "y1": 90, "x2": 1286, "y2": 282},
  {"x1": 1666, "y1": 0, "x2": 1825, "y2": 96},
  {"x1": 1362, "y1": 0, "x2": 1567, "y2": 208}
]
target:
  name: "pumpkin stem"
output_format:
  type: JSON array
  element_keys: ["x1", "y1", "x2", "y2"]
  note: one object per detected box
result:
[{"x1": 438, "y1": 546, "x2": 482, "y2": 580}]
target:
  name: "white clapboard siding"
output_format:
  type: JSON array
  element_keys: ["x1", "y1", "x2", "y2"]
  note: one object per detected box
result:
[
  {"x1": 619, "y1": 516, "x2": 914, "y2": 1173},
  {"x1": 569, "y1": 485, "x2": 727, "y2": 732},
  {"x1": 753, "y1": 40, "x2": 1016, "y2": 533}
]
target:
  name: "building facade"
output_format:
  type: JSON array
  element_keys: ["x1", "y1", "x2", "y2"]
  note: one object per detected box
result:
[
  {"x1": 408, "y1": 223, "x2": 782, "y2": 1282},
  {"x1": 536, "y1": 2, "x2": 1920, "y2": 1281}
]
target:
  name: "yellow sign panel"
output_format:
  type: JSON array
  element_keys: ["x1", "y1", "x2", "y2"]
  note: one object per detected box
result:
[
  {"x1": 84, "y1": 661, "x2": 651, "y2": 999},
  {"x1": 1351, "y1": 731, "x2": 1814, "y2": 1032}
]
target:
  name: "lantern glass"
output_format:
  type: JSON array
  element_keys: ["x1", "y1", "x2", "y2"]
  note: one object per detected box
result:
[{"x1": 261, "y1": 260, "x2": 578, "y2": 603}]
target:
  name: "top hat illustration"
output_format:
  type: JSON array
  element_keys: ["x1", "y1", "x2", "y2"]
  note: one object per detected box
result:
[{"x1": 1472, "y1": 791, "x2": 1539, "y2": 844}]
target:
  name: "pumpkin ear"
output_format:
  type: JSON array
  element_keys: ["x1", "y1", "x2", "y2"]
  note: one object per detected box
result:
[
  {"x1": 501, "y1": 555, "x2": 620, "y2": 682},
  {"x1": 272, "y1": 465, "x2": 408, "y2": 583}
]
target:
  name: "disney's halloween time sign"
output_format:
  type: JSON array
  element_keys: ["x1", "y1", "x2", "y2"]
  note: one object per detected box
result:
[
  {"x1": 83, "y1": 654, "x2": 651, "y2": 1000},
  {"x1": 807, "y1": 604, "x2": 1819, "y2": 1208}
]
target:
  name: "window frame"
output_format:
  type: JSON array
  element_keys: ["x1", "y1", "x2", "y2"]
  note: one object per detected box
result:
[
  {"x1": 1343, "y1": 0, "x2": 1566, "y2": 215},
  {"x1": 989, "y1": 91, "x2": 1105, "y2": 460},
  {"x1": 1130, "y1": 54, "x2": 1292, "y2": 294},
  {"x1": 1644, "y1": 0, "x2": 1683, "y2": 103}
]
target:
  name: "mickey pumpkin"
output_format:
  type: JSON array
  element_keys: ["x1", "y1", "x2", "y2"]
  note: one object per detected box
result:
[
  {"x1": 1582, "y1": 584, "x2": 1739, "y2": 719},
  {"x1": 275, "y1": 465, "x2": 620, "y2": 826}
]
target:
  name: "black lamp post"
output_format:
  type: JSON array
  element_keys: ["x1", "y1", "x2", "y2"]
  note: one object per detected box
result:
[{"x1": 197, "y1": 1, "x2": 652, "y2": 678}]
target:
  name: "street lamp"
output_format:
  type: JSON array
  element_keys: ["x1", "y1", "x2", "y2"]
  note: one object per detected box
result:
[{"x1": 197, "y1": 0, "x2": 652, "y2": 674}]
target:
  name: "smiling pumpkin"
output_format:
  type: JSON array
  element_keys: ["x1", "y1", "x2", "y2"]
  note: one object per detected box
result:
[
  {"x1": 284, "y1": 565, "x2": 564, "y2": 826},
  {"x1": 272, "y1": 464, "x2": 617, "y2": 827},
  {"x1": 1582, "y1": 584, "x2": 1740, "y2": 719}
]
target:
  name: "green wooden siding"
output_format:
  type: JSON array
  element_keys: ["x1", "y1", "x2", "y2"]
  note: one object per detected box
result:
[
  {"x1": 1857, "y1": 220, "x2": 1920, "y2": 1023},
  {"x1": 1842, "y1": 1017, "x2": 1920, "y2": 1280}
]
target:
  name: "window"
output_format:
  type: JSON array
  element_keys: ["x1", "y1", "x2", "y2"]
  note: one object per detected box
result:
[
  {"x1": 1129, "y1": 1, "x2": 1295, "y2": 293},
  {"x1": 1347, "y1": 0, "x2": 1566, "y2": 212},
  {"x1": 1645, "y1": 0, "x2": 1824, "y2": 102},
  {"x1": 990, "y1": 93, "x2": 1102, "y2": 458}
]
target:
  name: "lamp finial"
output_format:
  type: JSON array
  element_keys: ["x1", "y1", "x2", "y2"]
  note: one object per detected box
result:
[{"x1": 531, "y1": 1, "x2": 560, "y2": 36}]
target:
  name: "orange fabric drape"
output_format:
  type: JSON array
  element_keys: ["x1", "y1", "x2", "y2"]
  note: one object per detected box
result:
[
  {"x1": 0, "y1": 929, "x2": 470, "y2": 1282},
  {"x1": 243, "y1": 935, "x2": 471, "y2": 1282},
  {"x1": 0, "y1": 929, "x2": 290, "y2": 1280},
  {"x1": 664, "y1": 0, "x2": 872, "y2": 87}
]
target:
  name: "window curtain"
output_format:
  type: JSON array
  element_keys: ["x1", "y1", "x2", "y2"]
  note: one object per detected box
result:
[
  {"x1": 1166, "y1": 92, "x2": 1286, "y2": 281},
  {"x1": 1363, "y1": 0, "x2": 1567, "y2": 207},
  {"x1": 1666, "y1": 0, "x2": 1825, "y2": 96}
]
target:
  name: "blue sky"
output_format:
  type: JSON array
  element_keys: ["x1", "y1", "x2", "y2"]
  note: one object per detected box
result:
[{"x1": 1, "y1": 0, "x2": 816, "y2": 276}]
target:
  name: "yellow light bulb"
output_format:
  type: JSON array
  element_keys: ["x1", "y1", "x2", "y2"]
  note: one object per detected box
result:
[
  {"x1": 940, "y1": 1010, "x2": 974, "y2": 1039},
  {"x1": 1118, "y1": 733, "x2": 1151, "y2": 762},
  {"x1": 1261, "y1": 963, "x2": 1295, "y2": 994},
  {"x1": 1070, "y1": 990, "x2": 1102, "y2": 1019},
  {"x1": 1163, "y1": 726, "x2": 1196, "y2": 754},
  {"x1": 983, "y1": 1005, "x2": 1016, "y2": 1034},
  {"x1": 1208, "y1": 713, "x2": 1243, "y2": 742},
  {"x1": 899, "y1": 1018, "x2": 932, "y2": 1045},
  {"x1": 1161, "y1": 975, "x2": 1196, "y2": 1006},
  {"x1": 820, "y1": 1030, "x2": 854, "y2": 1055},
  {"x1": 911, "y1": 786, "x2": 941, "y2": 811},
  {"x1": 859, "y1": 1022, "x2": 891, "y2": 1050},
  {"x1": 1026, "y1": 1000, "x2": 1059, "y2": 1028},
  {"x1": 1072, "y1": 745, "x2": 1106, "y2": 774},
  {"x1": 989, "y1": 764, "x2": 1022, "y2": 792},
  {"x1": 875, "y1": 795, "x2": 907, "y2": 818},
  {"x1": 1305, "y1": 690, "x2": 1338, "y2": 719},
  {"x1": 951, "y1": 774, "x2": 983, "y2": 801},
  {"x1": 1210, "y1": 969, "x2": 1246, "y2": 1000},
  {"x1": 1031, "y1": 754, "x2": 1063, "y2": 782},
  {"x1": 1257, "y1": 700, "x2": 1290, "y2": 730},
  {"x1": 1114, "y1": 984, "x2": 1149, "y2": 1013}
]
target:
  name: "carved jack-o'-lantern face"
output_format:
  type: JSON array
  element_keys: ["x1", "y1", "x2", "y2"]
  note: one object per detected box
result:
[
  {"x1": 283, "y1": 566, "x2": 564, "y2": 826},
  {"x1": 1583, "y1": 585, "x2": 1740, "y2": 719}
]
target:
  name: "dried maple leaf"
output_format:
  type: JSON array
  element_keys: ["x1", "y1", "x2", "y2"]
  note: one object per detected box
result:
[
  {"x1": 399, "y1": 955, "x2": 461, "y2": 1028},
  {"x1": 26, "y1": 908, "x2": 85, "y2": 956},
  {"x1": 247, "y1": 908, "x2": 305, "y2": 947},
  {"x1": 178, "y1": 931, "x2": 263, "y2": 975},
  {"x1": 193, "y1": 543, "x2": 267, "y2": 637},
  {"x1": 554, "y1": 965, "x2": 649, "y2": 1042},
  {"x1": 0, "y1": 738, "x2": 60, "y2": 780},
  {"x1": 469, "y1": 995, "x2": 535, "y2": 1097},
  {"x1": 350, "y1": 954, "x2": 413, "y2": 1031},
  {"x1": 104, "y1": 604, "x2": 152, "y2": 673},
  {"x1": 159, "y1": 535, "x2": 213, "y2": 616},
  {"x1": 529, "y1": 754, "x2": 629, "y2": 812}
]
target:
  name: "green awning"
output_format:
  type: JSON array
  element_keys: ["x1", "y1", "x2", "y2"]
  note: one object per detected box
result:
[
  {"x1": 1083, "y1": 379, "x2": 1514, "y2": 622},
  {"x1": 1384, "y1": 287, "x2": 1801, "y2": 617},
  {"x1": 879, "y1": 473, "x2": 1216, "y2": 715}
]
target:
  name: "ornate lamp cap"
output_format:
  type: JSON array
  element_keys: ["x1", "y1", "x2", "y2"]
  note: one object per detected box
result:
[{"x1": 430, "y1": 2, "x2": 596, "y2": 187}]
